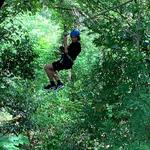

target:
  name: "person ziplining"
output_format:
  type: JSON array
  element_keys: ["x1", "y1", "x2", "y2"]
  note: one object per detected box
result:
[{"x1": 44, "y1": 29, "x2": 81, "y2": 90}]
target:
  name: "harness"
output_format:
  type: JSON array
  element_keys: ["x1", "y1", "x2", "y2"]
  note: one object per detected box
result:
[
  {"x1": 66, "y1": 54, "x2": 74, "y2": 63},
  {"x1": 65, "y1": 41, "x2": 81, "y2": 63},
  {"x1": 60, "y1": 53, "x2": 74, "y2": 64}
]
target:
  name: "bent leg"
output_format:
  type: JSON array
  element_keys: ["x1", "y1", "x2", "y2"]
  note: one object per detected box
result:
[
  {"x1": 53, "y1": 71, "x2": 60, "y2": 82},
  {"x1": 44, "y1": 62, "x2": 64, "y2": 90},
  {"x1": 44, "y1": 64, "x2": 54, "y2": 81},
  {"x1": 44, "y1": 63, "x2": 62, "y2": 82}
]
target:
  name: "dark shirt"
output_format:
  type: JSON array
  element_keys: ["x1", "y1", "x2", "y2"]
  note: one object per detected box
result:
[{"x1": 67, "y1": 42, "x2": 81, "y2": 60}]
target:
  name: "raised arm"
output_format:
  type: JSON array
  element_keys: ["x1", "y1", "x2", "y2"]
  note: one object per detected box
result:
[
  {"x1": 0, "y1": 0, "x2": 5, "y2": 8},
  {"x1": 64, "y1": 35, "x2": 68, "y2": 54}
]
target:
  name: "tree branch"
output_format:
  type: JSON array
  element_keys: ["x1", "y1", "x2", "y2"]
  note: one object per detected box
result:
[
  {"x1": 88, "y1": 0, "x2": 134, "y2": 20},
  {"x1": 52, "y1": 6, "x2": 73, "y2": 11},
  {"x1": 50, "y1": 0, "x2": 135, "y2": 26},
  {"x1": 50, "y1": 5, "x2": 89, "y2": 18}
]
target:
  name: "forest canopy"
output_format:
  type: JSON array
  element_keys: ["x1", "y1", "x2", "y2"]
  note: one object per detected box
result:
[{"x1": 0, "y1": 0, "x2": 150, "y2": 149}]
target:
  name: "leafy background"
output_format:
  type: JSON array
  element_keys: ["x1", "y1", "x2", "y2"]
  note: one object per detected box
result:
[{"x1": 0, "y1": 0, "x2": 150, "y2": 149}]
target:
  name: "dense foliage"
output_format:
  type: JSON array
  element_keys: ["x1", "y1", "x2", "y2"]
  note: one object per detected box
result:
[{"x1": 0, "y1": 0, "x2": 150, "y2": 150}]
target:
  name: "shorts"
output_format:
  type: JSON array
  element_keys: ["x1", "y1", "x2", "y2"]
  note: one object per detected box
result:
[{"x1": 52, "y1": 54, "x2": 73, "y2": 71}]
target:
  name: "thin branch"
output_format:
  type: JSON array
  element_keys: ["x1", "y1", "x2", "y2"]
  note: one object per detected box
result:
[
  {"x1": 51, "y1": 5, "x2": 88, "y2": 18},
  {"x1": 50, "y1": 0, "x2": 135, "y2": 26},
  {"x1": 52, "y1": 6, "x2": 73, "y2": 11},
  {"x1": 115, "y1": 9, "x2": 132, "y2": 28},
  {"x1": 90, "y1": 0, "x2": 134, "y2": 20}
]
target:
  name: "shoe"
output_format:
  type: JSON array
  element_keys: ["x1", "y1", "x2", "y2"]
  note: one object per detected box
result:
[
  {"x1": 44, "y1": 84, "x2": 56, "y2": 90},
  {"x1": 55, "y1": 82, "x2": 64, "y2": 90}
]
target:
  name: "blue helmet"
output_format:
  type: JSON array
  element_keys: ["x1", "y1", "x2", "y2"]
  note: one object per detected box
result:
[{"x1": 70, "y1": 29, "x2": 80, "y2": 37}]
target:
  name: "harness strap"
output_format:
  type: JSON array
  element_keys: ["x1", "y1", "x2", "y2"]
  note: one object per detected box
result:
[
  {"x1": 66, "y1": 54, "x2": 74, "y2": 63},
  {"x1": 60, "y1": 54, "x2": 74, "y2": 64}
]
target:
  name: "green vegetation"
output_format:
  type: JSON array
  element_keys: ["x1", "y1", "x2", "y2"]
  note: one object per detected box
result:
[{"x1": 0, "y1": 0, "x2": 150, "y2": 149}]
